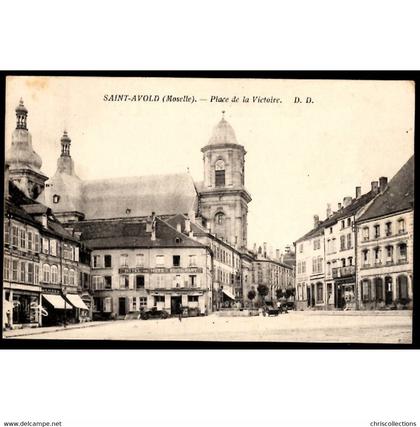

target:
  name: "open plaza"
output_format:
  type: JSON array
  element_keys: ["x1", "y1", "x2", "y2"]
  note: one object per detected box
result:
[{"x1": 4, "y1": 311, "x2": 412, "y2": 344}]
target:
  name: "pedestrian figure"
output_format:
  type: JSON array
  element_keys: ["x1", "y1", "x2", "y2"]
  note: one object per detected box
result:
[{"x1": 178, "y1": 304, "x2": 182, "y2": 322}]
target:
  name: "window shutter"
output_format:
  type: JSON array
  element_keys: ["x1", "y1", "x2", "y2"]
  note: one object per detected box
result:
[
  {"x1": 129, "y1": 298, "x2": 134, "y2": 312},
  {"x1": 196, "y1": 275, "x2": 201, "y2": 288},
  {"x1": 75, "y1": 247, "x2": 79, "y2": 262}
]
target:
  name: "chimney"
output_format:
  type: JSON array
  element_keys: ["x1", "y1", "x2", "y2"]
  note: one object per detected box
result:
[
  {"x1": 379, "y1": 176, "x2": 388, "y2": 192},
  {"x1": 355, "y1": 186, "x2": 361, "y2": 199},
  {"x1": 285, "y1": 245, "x2": 290, "y2": 254},
  {"x1": 253, "y1": 243, "x2": 257, "y2": 253},
  {"x1": 326, "y1": 203, "x2": 332, "y2": 218},
  {"x1": 276, "y1": 249, "x2": 280, "y2": 260},
  {"x1": 343, "y1": 196, "x2": 352, "y2": 208},
  {"x1": 338, "y1": 203, "x2": 342, "y2": 210},
  {"x1": 184, "y1": 218, "x2": 191, "y2": 233},
  {"x1": 4, "y1": 162, "x2": 10, "y2": 199},
  {"x1": 176, "y1": 223, "x2": 181, "y2": 232},
  {"x1": 371, "y1": 181, "x2": 379, "y2": 193},
  {"x1": 263, "y1": 242, "x2": 267, "y2": 257},
  {"x1": 313, "y1": 214, "x2": 320, "y2": 228}
]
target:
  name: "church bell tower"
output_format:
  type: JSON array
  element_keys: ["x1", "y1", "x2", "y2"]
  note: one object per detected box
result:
[{"x1": 199, "y1": 112, "x2": 251, "y2": 249}]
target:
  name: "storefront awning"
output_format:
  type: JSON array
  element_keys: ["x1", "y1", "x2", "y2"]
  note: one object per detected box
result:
[
  {"x1": 66, "y1": 294, "x2": 89, "y2": 310},
  {"x1": 42, "y1": 294, "x2": 73, "y2": 310},
  {"x1": 222, "y1": 288, "x2": 235, "y2": 300}
]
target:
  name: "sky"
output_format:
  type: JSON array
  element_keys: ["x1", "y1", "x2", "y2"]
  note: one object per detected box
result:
[{"x1": 5, "y1": 76, "x2": 415, "y2": 253}]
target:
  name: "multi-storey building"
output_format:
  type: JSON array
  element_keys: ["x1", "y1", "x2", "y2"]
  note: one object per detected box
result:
[
  {"x1": 69, "y1": 214, "x2": 212, "y2": 318},
  {"x1": 356, "y1": 156, "x2": 414, "y2": 310}
]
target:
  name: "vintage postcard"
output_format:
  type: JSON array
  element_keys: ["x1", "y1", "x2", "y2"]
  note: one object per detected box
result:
[{"x1": 2, "y1": 75, "x2": 415, "y2": 345}]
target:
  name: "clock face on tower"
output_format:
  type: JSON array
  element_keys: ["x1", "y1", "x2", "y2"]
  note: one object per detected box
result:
[{"x1": 215, "y1": 160, "x2": 225, "y2": 171}]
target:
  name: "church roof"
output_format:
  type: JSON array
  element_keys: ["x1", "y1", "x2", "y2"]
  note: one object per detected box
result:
[
  {"x1": 208, "y1": 117, "x2": 238, "y2": 145},
  {"x1": 68, "y1": 217, "x2": 206, "y2": 250},
  {"x1": 81, "y1": 173, "x2": 198, "y2": 220},
  {"x1": 358, "y1": 155, "x2": 414, "y2": 222}
]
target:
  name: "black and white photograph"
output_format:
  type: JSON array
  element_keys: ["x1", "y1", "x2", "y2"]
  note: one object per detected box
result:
[{"x1": 1, "y1": 75, "x2": 415, "y2": 345}]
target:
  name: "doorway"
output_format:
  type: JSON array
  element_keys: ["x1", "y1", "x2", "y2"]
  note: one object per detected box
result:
[
  {"x1": 385, "y1": 277, "x2": 393, "y2": 305},
  {"x1": 171, "y1": 296, "x2": 182, "y2": 315},
  {"x1": 119, "y1": 297, "x2": 126, "y2": 316},
  {"x1": 335, "y1": 284, "x2": 343, "y2": 309}
]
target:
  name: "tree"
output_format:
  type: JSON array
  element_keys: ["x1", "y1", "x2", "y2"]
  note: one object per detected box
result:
[
  {"x1": 276, "y1": 289, "x2": 284, "y2": 300},
  {"x1": 247, "y1": 289, "x2": 256, "y2": 307},
  {"x1": 257, "y1": 284, "x2": 269, "y2": 305}
]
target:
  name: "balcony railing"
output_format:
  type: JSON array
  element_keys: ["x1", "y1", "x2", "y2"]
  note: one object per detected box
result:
[{"x1": 332, "y1": 265, "x2": 355, "y2": 278}]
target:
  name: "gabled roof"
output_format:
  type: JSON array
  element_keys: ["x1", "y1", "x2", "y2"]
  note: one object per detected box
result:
[
  {"x1": 68, "y1": 216, "x2": 206, "y2": 250},
  {"x1": 358, "y1": 155, "x2": 414, "y2": 222}
]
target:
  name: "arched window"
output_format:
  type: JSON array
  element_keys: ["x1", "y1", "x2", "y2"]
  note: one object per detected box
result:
[
  {"x1": 215, "y1": 212, "x2": 224, "y2": 225},
  {"x1": 215, "y1": 160, "x2": 225, "y2": 187},
  {"x1": 51, "y1": 265, "x2": 58, "y2": 284},
  {"x1": 397, "y1": 275, "x2": 408, "y2": 299},
  {"x1": 43, "y1": 264, "x2": 50, "y2": 283}
]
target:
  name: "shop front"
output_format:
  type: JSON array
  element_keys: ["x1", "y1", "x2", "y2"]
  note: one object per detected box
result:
[
  {"x1": 3, "y1": 289, "x2": 41, "y2": 329},
  {"x1": 42, "y1": 293, "x2": 74, "y2": 326},
  {"x1": 334, "y1": 278, "x2": 356, "y2": 310}
]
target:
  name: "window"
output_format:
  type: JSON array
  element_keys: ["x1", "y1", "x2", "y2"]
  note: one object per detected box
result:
[
  {"x1": 34, "y1": 234, "x2": 40, "y2": 252},
  {"x1": 189, "y1": 275, "x2": 197, "y2": 287},
  {"x1": 399, "y1": 243, "x2": 407, "y2": 261},
  {"x1": 43, "y1": 264, "x2": 50, "y2": 283},
  {"x1": 92, "y1": 255, "x2": 101, "y2": 268},
  {"x1": 374, "y1": 247, "x2": 381, "y2": 264},
  {"x1": 340, "y1": 235, "x2": 346, "y2": 251},
  {"x1": 385, "y1": 222, "x2": 392, "y2": 236},
  {"x1": 386, "y1": 246, "x2": 393, "y2": 262},
  {"x1": 132, "y1": 297, "x2": 137, "y2": 311},
  {"x1": 348, "y1": 257, "x2": 353, "y2": 266},
  {"x1": 215, "y1": 212, "x2": 224, "y2": 225},
  {"x1": 363, "y1": 227, "x2": 369, "y2": 241},
  {"x1": 188, "y1": 295, "x2": 199, "y2": 302},
  {"x1": 42, "y1": 238, "x2": 49, "y2": 254},
  {"x1": 53, "y1": 194, "x2": 60, "y2": 203},
  {"x1": 135, "y1": 254, "x2": 144, "y2": 267},
  {"x1": 374, "y1": 224, "x2": 380, "y2": 238},
  {"x1": 173, "y1": 255, "x2": 181, "y2": 267},
  {"x1": 34, "y1": 264, "x2": 39, "y2": 284},
  {"x1": 139, "y1": 297, "x2": 147, "y2": 308},
  {"x1": 12, "y1": 226, "x2": 18, "y2": 247},
  {"x1": 313, "y1": 239, "x2": 320, "y2": 250},
  {"x1": 154, "y1": 296, "x2": 165, "y2": 305},
  {"x1": 136, "y1": 275, "x2": 145, "y2": 289},
  {"x1": 174, "y1": 274, "x2": 182, "y2": 287},
  {"x1": 215, "y1": 160, "x2": 225, "y2": 187},
  {"x1": 299, "y1": 244, "x2": 303, "y2": 253},
  {"x1": 347, "y1": 233, "x2": 352, "y2": 249},
  {"x1": 362, "y1": 250, "x2": 369, "y2": 266},
  {"x1": 398, "y1": 219, "x2": 405, "y2": 233},
  {"x1": 4, "y1": 258, "x2": 10, "y2": 280},
  {"x1": 69, "y1": 269, "x2": 75, "y2": 285},
  {"x1": 26, "y1": 262, "x2": 34, "y2": 283},
  {"x1": 104, "y1": 255, "x2": 112, "y2": 268},
  {"x1": 27, "y1": 231, "x2": 33, "y2": 251},
  {"x1": 19, "y1": 229, "x2": 26, "y2": 249},
  {"x1": 74, "y1": 247, "x2": 79, "y2": 262},
  {"x1": 92, "y1": 276, "x2": 104, "y2": 291},
  {"x1": 19, "y1": 261, "x2": 26, "y2": 282},
  {"x1": 63, "y1": 245, "x2": 73, "y2": 260},
  {"x1": 12, "y1": 260, "x2": 18, "y2": 281},
  {"x1": 347, "y1": 218, "x2": 351, "y2": 227},
  {"x1": 4, "y1": 224, "x2": 10, "y2": 245},
  {"x1": 119, "y1": 275, "x2": 129, "y2": 288},
  {"x1": 120, "y1": 254, "x2": 128, "y2": 267},
  {"x1": 189, "y1": 255, "x2": 197, "y2": 266},
  {"x1": 63, "y1": 267, "x2": 69, "y2": 285},
  {"x1": 326, "y1": 262, "x2": 331, "y2": 276},
  {"x1": 50, "y1": 239, "x2": 57, "y2": 256},
  {"x1": 341, "y1": 258, "x2": 346, "y2": 268},
  {"x1": 155, "y1": 255, "x2": 165, "y2": 267},
  {"x1": 329, "y1": 227, "x2": 333, "y2": 234},
  {"x1": 51, "y1": 265, "x2": 58, "y2": 284},
  {"x1": 104, "y1": 276, "x2": 112, "y2": 289},
  {"x1": 341, "y1": 220, "x2": 345, "y2": 229}
]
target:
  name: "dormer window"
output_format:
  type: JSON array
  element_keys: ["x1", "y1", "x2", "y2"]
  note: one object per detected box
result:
[{"x1": 53, "y1": 194, "x2": 60, "y2": 204}]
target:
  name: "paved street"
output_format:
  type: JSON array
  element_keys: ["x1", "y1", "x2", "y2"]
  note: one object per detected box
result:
[{"x1": 5, "y1": 311, "x2": 412, "y2": 343}]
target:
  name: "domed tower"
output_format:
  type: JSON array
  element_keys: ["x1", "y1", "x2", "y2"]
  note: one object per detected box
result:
[
  {"x1": 199, "y1": 112, "x2": 251, "y2": 248},
  {"x1": 39, "y1": 130, "x2": 84, "y2": 223},
  {"x1": 5, "y1": 98, "x2": 48, "y2": 199}
]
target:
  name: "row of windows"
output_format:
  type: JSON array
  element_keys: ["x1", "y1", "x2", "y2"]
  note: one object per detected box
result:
[
  {"x1": 92, "y1": 253, "x2": 198, "y2": 268},
  {"x1": 312, "y1": 256, "x2": 323, "y2": 274},
  {"x1": 361, "y1": 218, "x2": 406, "y2": 241},
  {"x1": 3, "y1": 258, "x2": 39, "y2": 284},
  {"x1": 213, "y1": 244, "x2": 240, "y2": 268},
  {"x1": 91, "y1": 274, "x2": 199, "y2": 290},
  {"x1": 42, "y1": 264, "x2": 76, "y2": 285},
  {"x1": 4, "y1": 224, "x2": 79, "y2": 261},
  {"x1": 297, "y1": 261, "x2": 306, "y2": 274},
  {"x1": 361, "y1": 243, "x2": 407, "y2": 266}
]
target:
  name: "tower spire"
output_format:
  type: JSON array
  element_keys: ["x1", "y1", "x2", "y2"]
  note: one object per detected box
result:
[
  {"x1": 60, "y1": 130, "x2": 71, "y2": 157},
  {"x1": 15, "y1": 98, "x2": 28, "y2": 130}
]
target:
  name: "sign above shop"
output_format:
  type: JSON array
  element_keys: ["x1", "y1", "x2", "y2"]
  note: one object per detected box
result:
[{"x1": 118, "y1": 267, "x2": 203, "y2": 274}]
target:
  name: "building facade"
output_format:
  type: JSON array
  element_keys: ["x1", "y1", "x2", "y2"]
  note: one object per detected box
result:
[{"x1": 356, "y1": 156, "x2": 414, "y2": 310}]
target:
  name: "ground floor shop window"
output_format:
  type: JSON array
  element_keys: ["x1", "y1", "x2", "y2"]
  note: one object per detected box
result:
[
  {"x1": 362, "y1": 280, "x2": 371, "y2": 302},
  {"x1": 139, "y1": 297, "x2": 147, "y2": 308},
  {"x1": 154, "y1": 296, "x2": 165, "y2": 305},
  {"x1": 188, "y1": 295, "x2": 199, "y2": 302},
  {"x1": 398, "y1": 275, "x2": 409, "y2": 299}
]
